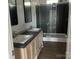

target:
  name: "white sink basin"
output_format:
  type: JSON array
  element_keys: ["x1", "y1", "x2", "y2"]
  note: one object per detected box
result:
[
  {"x1": 28, "y1": 28, "x2": 40, "y2": 32},
  {"x1": 13, "y1": 35, "x2": 33, "y2": 44}
]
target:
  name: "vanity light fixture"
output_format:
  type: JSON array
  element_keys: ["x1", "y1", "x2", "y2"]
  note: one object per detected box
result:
[
  {"x1": 24, "y1": 2, "x2": 31, "y2": 6},
  {"x1": 46, "y1": 0, "x2": 58, "y2": 4}
]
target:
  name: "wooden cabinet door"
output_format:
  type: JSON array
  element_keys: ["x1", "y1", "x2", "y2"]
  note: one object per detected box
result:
[
  {"x1": 38, "y1": 31, "x2": 43, "y2": 53},
  {"x1": 31, "y1": 39, "x2": 36, "y2": 59},
  {"x1": 35, "y1": 31, "x2": 43, "y2": 56},
  {"x1": 27, "y1": 42, "x2": 33, "y2": 59},
  {"x1": 15, "y1": 48, "x2": 25, "y2": 59},
  {"x1": 24, "y1": 47, "x2": 28, "y2": 59},
  {"x1": 39, "y1": 31, "x2": 43, "y2": 48}
]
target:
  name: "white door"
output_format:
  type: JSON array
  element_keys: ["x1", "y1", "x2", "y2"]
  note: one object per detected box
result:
[{"x1": 8, "y1": 10, "x2": 15, "y2": 59}]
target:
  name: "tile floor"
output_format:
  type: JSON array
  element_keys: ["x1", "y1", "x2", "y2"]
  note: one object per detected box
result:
[{"x1": 38, "y1": 41, "x2": 66, "y2": 59}]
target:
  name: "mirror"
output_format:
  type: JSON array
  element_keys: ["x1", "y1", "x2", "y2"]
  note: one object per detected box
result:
[
  {"x1": 23, "y1": 0, "x2": 32, "y2": 23},
  {"x1": 9, "y1": 0, "x2": 18, "y2": 26}
]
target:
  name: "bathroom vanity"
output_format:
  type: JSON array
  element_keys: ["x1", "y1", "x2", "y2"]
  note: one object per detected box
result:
[{"x1": 13, "y1": 29, "x2": 43, "y2": 59}]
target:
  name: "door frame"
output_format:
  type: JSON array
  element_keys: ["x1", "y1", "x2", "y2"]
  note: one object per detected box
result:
[{"x1": 8, "y1": 9, "x2": 15, "y2": 59}]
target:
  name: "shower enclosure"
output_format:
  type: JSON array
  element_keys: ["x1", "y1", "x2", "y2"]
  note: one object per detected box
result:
[
  {"x1": 36, "y1": 4, "x2": 57, "y2": 33},
  {"x1": 36, "y1": 2, "x2": 69, "y2": 37}
]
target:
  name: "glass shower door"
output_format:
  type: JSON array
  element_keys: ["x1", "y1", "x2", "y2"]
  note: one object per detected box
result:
[
  {"x1": 36, "y1": 4, "x2": 57, "y2": 35},
  {"x1": 48, "y1": 5, "x2": 57, "y2": 33},
  {"x1": 36, "y1": 5, "x2": 49, "y2": 33}
]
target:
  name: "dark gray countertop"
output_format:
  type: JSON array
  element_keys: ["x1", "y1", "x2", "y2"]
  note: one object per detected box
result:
[{"x1": 14, "y1": 29, "x2": 42, "y2": 48}]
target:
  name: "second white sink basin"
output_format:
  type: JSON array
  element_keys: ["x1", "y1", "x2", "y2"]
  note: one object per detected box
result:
[
  {"x1": 13, "y1": 35, "x2": 33, "y2": 44},
  {"x1": 28, "y1": 28, "x2": 40, "y2": 32}
]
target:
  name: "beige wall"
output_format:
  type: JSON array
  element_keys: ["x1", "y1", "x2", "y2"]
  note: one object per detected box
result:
[{"x1": 31, "y1": 2, "x2": 37, "y2": 28}]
